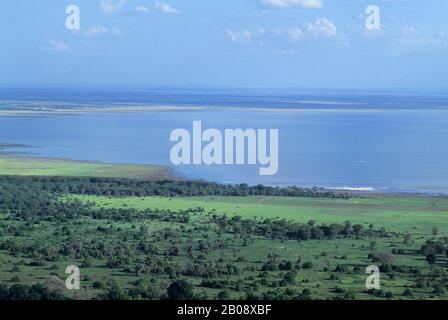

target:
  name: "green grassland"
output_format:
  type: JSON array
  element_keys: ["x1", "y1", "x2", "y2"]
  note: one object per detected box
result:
[
  {"x1": 0, "y1": 156, "x2": 171, "y2": 180},
  {"x1": 1, "y1": 191, "x2": 445, "y2": 300},
  {"x1": 69, "y1": 194, "x2": 448, "y2": 235}
]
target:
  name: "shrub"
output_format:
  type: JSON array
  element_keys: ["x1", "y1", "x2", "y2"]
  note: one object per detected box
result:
[
  {"x1": 167, "y1": 280, "x2": 194, "y2": 300},
  {"x1": 402, "y1": 289, "x2": 413, "y2": 297},
  {"x1": 335, "y1": 265, "x2": 349, "y2": 273},
  {"x1": 302, "y1": 262, "x2": 313, "y2": 269}
]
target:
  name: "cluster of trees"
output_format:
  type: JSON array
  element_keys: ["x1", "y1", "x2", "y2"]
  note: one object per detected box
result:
[
  {"x1": 97, "y1": 279, "x2": 194, "y2": 300},
  {"x1": 0, "y1": 284, "x2": 65, "y2": 300},
  {"x1": 0, "y1": 212, "x2": 390, "y2": 266},
  {"x1": 420, "y1": 240, "x2": 447, "y2": 265},
  {"x1": 211, "y1": 215, "x2": 391, "y2": 241},
  {"x1": 16, "y1": 278, "x2": 153, "y2": 301}
]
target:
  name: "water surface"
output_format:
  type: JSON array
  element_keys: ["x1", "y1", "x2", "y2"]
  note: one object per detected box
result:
[{"x1": 1, "y1": 103, "x2": 448, "y2": 193}]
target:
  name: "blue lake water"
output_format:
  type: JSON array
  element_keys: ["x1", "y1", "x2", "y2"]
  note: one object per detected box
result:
[{"x1": 1, "y1": 90, "x2": 448, "y2": 193}]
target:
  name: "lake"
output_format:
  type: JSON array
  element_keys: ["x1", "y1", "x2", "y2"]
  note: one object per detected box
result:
[{"x1": 1, "y1": 89, "x2": 448, "y2": 193}]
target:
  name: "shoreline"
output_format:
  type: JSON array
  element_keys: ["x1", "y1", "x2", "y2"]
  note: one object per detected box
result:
[{"x1": 2, "y1": 153, "x2": 444, "y2": 197}]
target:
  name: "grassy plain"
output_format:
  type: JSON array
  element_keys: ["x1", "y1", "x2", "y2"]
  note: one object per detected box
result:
[
  {"x1": 0, "y1": 156, "x2": 171, "y2": 180},
  {"x1": 69, "y1": 194, "x2": 448, "y2": 234},
  {"x1": 1, "y1": 190, "x2": 447, "y2": 300},
  {"x1": 27, "y1": 193, "x2": 443, "y2": 300}
]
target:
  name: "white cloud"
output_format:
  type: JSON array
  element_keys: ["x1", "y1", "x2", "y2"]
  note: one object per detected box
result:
[
  {"x1": 84, "y1": 25, "x2": 124, "y2": 37},
  {"x1": 288, "y1": 27, "x2": 303, "y2": 42},
  {"x1": 85, "y1": 25, "x2": 109, "y2": 37},
  {"x1": 226, "y1": 29, "x2": 253, "y2": 43},
  {"x1": 100, "y1": 0, "x2": 126, "y2": 14},
  {"x1": 400, "y1": 26, "x2": 418, "y2": 37},
  {"x1": 393, "y1": 26, "x2": 447, "y2": 54},
  {"x1": 110, "y1": 26, "x2": 125, "y2": 36},
  {"x1": 155, "y1": 1, "x2": 181, "y2": 15},
  {"x1": 226, "y1": 27, "x2": 306, "y2": 48},
  {"x1": 41, "y1": 39, "x2": 70, "y2": 52},
  {"x1": 260, "y1": 0, "x2": 322, "y2": 9},
  {"x1": 225, "y1": 17, "x2": 340, "y2": 51},
  {"x1": 306, "y1": 17, "x2": 337, "y2": 36},
  {"x1": 135, "y1": 5, "x2": 149, "y2": 14},
  {"x1": 363, "y1": 28, "x2": 383, "y2": 38}
]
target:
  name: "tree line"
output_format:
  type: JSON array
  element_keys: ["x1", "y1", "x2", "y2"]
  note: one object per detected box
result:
[{"x1": 0, "y1": 175, "x2": 350, "y2": 198}]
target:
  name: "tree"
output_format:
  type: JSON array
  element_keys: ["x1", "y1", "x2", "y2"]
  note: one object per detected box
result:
[
  {"x1": 402, "y1": 289, "x2": 413, "y2": 297},
  {"x1": 421, "y1": 241, "x2": 445, "y2": 256},
  {"x1": 404, "y1": 233, "x2": 412, "y2": 244},
  {"x1": 82, "y1": 257, "x2": 94, "y2": 268},
  {"x1": 283, "y1": 272, "x2": 296, "y2": 285},
  {"x1": 335, "y1": 265, "x2": 349, "y2": 273},
  {"x1": 432, "y1": 227, "x2": 439, "y2": 236},
  {"x1": 167, "y1": 280, "x2": 193, "y2": 300},
  {"x1": 295, "y1": 256, "x2": 302, "y2": 269},
  {"x1": 217, "y1": 289, "x2": 231, "y2": 300},
  {"x1": 433, "y1": 285, "x2": 445, "y2": 296},
  {"x1": 279, "y1": 261, "x2": 293, "y2": 271},
  {"x1": 371, "y1": 252, "x2": 396, "y2": 264},
  {"x1": 426, "y1": 253, "x2": 437, "y2": 265},
  {"x1": 352, "y1": 224, "x2": 364, "y2": 235},
  {"x1": 415, "y1": 278, "x2": 427, "y2": 289},
  {"x1": 344, "y1": 291, "x2": 356, "y2": 300},
  {"x1": 100, "y1": 282, "x2": 128, "y2": 300},
  {"x1": 268, "y1": 253, "x2": 279, "y2": 263},
  {"x1": 302, "y1": 262, "x2": 313, "y2": 269}
]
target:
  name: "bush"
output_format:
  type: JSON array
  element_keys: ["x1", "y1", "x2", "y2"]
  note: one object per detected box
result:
[
  {"x1": 283, "y1": 272, "x2": 296, "y2": 285},
  {"x1": 217, "y1": 290, "x2": 231, "y2": 300},
  {"x1": 261, "y1": 263, "x2": 278, "y2": 272},
  {"x1": 371, "y1": 252, "x2": 396, "y2": 264},
  {"x1": 415, "y1": 278, "x2": 427, "y2": 289},
  {"x1": 335, "y1": 265, "x2": 349, "y2": 273},
  {"x1": 379, "y1": 264, "x2": 393, "y2": 273},
  {"x1": 426, "y1": 254, "x2": 437, "y2": 265},
  {"x1": 167, "y1": 280, "x2": 194, "y2": 300},
  {"x1": 302, "y1": 262, "x2": 313, "y2": 269},
  {"x1": 279, "y1": 261, "x2": 293, "y2": 271},
  {"x1": 433, "y1": 285, "x2": 445, "y2": 295},
  {"x1": 402, "y1": 289, "x2": 413, "y2": 297},
  {"x1": 82, "y1": 257, "x2": 94, "y2": 268},
  {"x1": 92, "y1": 281, "x2": 106, "y2": 289},
  {"x1": 344, "y1": 291, "x2": 356, "y2": 299}
]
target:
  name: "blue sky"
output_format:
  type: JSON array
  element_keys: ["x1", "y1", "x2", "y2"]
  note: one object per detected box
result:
[{"x1": 1, "y1": 0, "x2": 447, "y2": 90}]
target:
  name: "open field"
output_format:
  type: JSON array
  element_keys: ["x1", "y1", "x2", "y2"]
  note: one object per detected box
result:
[
  {"x1": 0, "y1": 156, "x2": 171, "y2": 180},
  {"x1": 69, "y1": 195, "x2": 448, "y2": 235}
]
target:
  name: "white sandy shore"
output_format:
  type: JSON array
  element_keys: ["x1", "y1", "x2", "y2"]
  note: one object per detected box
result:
[{"x1": 329, "y1": 186, "x2": 375, "y2": 191}]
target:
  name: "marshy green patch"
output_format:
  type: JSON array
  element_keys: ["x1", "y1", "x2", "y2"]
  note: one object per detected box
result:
[{"x1": 0, "y1": 156, "x2": 171, "y2": 180}]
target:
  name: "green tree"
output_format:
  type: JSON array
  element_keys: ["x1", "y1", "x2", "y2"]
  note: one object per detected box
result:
[
  {"x1": 167, "y1": 280, "x2": 194, "y2": 300},
  {"x1": 432, "y1": 227, "x2": 439, "y2": 236},
  {"x1": 217, "y1": 289, "x2": 231, "y2": 300},
  {"x1": 426, "y1": 253, "x2": 437, "y2": 265}
]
